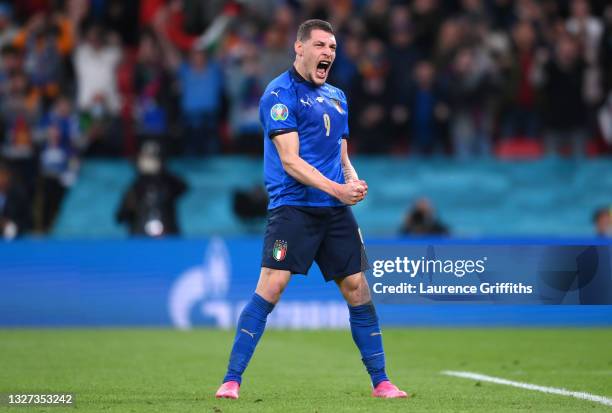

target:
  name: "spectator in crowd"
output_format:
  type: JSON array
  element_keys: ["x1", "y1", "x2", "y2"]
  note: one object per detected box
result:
[
  {"x1": 224, "y1": 39, "x2": 263, "y2": 154},
  {"x1": 116, "y1": 142, "x2": 187, "y2": 237},
  {"x1": 488, "y1": 0, "x2": 514, "y2": 31},
  {"x1": 102, "y1": 0, "x2": 140, "y2": 47},
  {"x1": 155, "y1": 11, "x2": 225, "y2": 156},
  {"x1": 349, "y1": 37, "x2": 392, "y2": 153},
  {"x1": 0, "y1": 44, "x2": 22, "y2": 82},
  {"x1": 433, "y1": 19, "x2": 463, "y2": 77},
  {"x1": 539, "y1": 34, "x2": 588, "y2": 155},
  {"x1": 258, "y1": 24, "x2": 293, "y2": 89},
  {"x1": 387, "y1": 5, "x2": 420, "y2": 147},
  {"x1": 133, "y1": 29, "x2": 173, "y2": 145},
  {"x1": 411, "y1": 0, "x2": 444, "y2": 58},
  {"x1": 38, "y1": 96, "x2": 80, "y2": 232},
  {"x1": 500, "y1": 21, "x2": 540, "y2": 140},
  {"x1": 74, "y1": 23, "x2": 121, "y2": 116},
  {"x1": 566, "y1": 0, "x2": 603, "y2": 64},
  {"x1": 566, "y1": 0, "x2": 602, "y2": 124},
  {"x1": 409, "y1": 60, "x2": 448, "y2": 155},
  {"x1": 328, "y1": 29, "x2": 361, "y2": 92},
  {"x1": 400, "y1": 197, "x2": 449, "y2": 236},
  {"x1": 0, "y1": 161, "x2": 30, "y2": 239},
  {"x1": 599, "y1": 89, "x2": 612, "y2": 146},
  {"x1": 458, "y1": 0, "x2": 488, "y2": 29},
  {"x1": 593, "y1": 207, "x2": 612, "y2": 237},
  {"x1": 0, "y1": 71, "x2": 40, "y2": 199},
  {"x1": 599, "y1": 5, "x2": 612, "y2": 94},
  {"x1": 16, "y1": 13, "x2": 70, "y2": 106},
  {"x1": 387, "y1": 5, "x2": 419, "y2": 80},
  {"x1": 73, "y1": 23, "x2": 122, "y2": 155},
  {"x1": 363, "y1": 0, "x2": 391, "y2": 42},
  {"x1": 154, "y1": 0, "x2": 201, "y2": 53},
  {"x1": 447, "y1": 47, "x2": 495, "y2": 157},
  {"x1": 176, "y1": 47, "x2": 224, "y2": 155},
  {"x1": 0, "y1": 4, "x2": 16, "y2": 50}
]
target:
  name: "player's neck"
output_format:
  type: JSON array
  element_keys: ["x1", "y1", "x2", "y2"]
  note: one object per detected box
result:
[{"x1": 292, "y1": 62, "x2": 316, "y2": 86}]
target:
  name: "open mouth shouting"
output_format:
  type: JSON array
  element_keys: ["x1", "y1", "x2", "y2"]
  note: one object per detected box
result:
[{"x1": 315, "y1": 60, "x2": 332, "y2": 81}]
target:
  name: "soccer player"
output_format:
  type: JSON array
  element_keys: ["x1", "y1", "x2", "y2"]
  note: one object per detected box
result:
[{"x1": 215, "y1": 19, "x2": 408, "y2": 400}]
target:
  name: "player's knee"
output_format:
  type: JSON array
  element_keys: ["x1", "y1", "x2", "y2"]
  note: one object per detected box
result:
[
  {"x1": 257, "y1": 268, "x2": 290, "y2": 303},
  {"x1": 265, "y1": 279, "x2": 286, "y2": 302},
  {"x1": 338, "y1": 273, "x2": 371, "y2": 305},
  {"x1": 341, "y1": 273, "x2": 365, "y2": 292}
]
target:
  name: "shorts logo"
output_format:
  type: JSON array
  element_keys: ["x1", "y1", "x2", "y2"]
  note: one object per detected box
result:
[
  {"x1": 272, "y1": 240, "x2": 288, "y2": 261},
  {"x1": 270, "y1": 104, "x2": 289, "y2": 121}
]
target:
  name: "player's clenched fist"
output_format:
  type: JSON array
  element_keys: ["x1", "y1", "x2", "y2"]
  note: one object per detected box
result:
[
  {"x1": 356, "y1": 179, "x2": 368, "y2": 199},
  {"x1": 336, "y1": 180, "x2": 368, "y2": 205}
]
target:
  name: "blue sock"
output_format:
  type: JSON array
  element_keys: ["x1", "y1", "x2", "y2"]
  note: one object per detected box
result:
[
  {"x1": 348, "y1": 302, "x2": 389, "y2": 387},
  {"x1": 223, "y1": 293, "x2": 275, "y2": 384}
]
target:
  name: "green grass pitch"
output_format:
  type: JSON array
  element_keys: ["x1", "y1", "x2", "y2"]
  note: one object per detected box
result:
[{"x1": 0, "y1": 328, "x2": 611, "y2": 412}]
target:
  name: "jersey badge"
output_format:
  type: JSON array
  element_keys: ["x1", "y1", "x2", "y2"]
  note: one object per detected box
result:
[
  {"x1": 331, "y1": 99, "x2": 344, "y2": 114},
  {"x1": 270, "y1": 103, "x2": 289, "y2": 121}
]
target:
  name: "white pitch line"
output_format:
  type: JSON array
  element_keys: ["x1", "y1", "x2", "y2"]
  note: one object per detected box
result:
[{"x1": 442, "y1": 370, "x2": 612, "y2": 407}]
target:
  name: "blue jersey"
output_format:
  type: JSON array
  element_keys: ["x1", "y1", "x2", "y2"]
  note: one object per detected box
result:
[{"x1": 260, "y1": 67, "x2": 349, "y2": 209}]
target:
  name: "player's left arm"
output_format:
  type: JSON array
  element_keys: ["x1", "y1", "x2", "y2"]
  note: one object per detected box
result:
[{"x1": 341, "y1": 139, "x2": 368, "y2": 198}]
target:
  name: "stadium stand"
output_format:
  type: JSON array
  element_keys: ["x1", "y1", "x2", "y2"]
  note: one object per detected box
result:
[
  {"x1": 0, "y1": 0, "x2": 610, "y2": 239},
  {"x1": 53, "y1": 156, "x2": 612, "y2": 237}
]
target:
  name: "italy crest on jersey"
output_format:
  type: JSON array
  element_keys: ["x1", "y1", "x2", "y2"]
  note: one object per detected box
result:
[
  {"x1": 331, "y1": 99, "x2": 344, "y2": 114},
  {"x1": 272, "y1": 240, "x2": 288, "y2": 261},
  {"x1": 270, "y1": 103, "x2": 289, "y2": 121}
]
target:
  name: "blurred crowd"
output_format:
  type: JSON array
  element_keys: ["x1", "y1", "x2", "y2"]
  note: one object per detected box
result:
[{"x1": 0, "y1": 0, "x2": 611, "y2": 237}]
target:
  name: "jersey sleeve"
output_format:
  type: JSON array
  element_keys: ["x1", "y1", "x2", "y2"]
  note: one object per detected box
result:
[
  {"x1": 341, "y1": 90, "x2": 349, "y2": 139},
  {"x1": 260, "y1": 87, "x2": 298, "y2": 139}
]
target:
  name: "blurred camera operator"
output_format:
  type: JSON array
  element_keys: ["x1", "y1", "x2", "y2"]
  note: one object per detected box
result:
[
  {"x1": 116, "y1": 142, "x2": 187, "y2": 237},
  {"x1": 400, "y1": 197, "x2": 448, "y2": 236}
]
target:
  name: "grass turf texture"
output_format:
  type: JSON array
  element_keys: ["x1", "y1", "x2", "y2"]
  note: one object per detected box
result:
[{"x1": 0, "y1": 329, "x2": 611, "y2": 412}]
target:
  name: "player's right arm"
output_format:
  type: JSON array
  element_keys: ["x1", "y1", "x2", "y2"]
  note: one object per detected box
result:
[{"x1": 272, "y1": 132, "x2": 365, "y2": 205}]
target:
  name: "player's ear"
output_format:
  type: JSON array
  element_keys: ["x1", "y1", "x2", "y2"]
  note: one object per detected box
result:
[{"x1": 294, "y1": 40, "x2": 302, "y2": 57}]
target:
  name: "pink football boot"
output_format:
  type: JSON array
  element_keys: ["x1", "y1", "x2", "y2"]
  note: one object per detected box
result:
[
  {"x1": 372, "y1": 380, "x2": 409, "y2": 398},
  {"x1": 215, "y1": 381, "x2": 240, "y2": 399}
]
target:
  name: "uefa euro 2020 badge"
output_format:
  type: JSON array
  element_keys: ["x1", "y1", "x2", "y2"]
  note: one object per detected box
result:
[
  {"x1": 270, "y1": 103, "x2": 289, "y2": 121},
  {"x1": 273, "y1": 240, "x2": 288, "y2": 261}
]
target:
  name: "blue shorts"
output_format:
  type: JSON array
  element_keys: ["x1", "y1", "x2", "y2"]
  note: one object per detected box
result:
[{"x1": 261, "y1": 205, "x2": 369, "y2": 282}]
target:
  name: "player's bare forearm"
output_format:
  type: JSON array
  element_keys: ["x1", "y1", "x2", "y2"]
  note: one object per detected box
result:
[
  {"x1": 342, "y1": 158, "x2": 358, "y2": 183},
  {"x1": 341, "y1": 139, "x2": 367, "y2": 199},
  {"x1": 341, "y1": 140, "x2": 358, "y2": 182},
  {"x1": 273, "y1": 132, "x2": 365, "y2": 205},
  {"x1": 280, "y1": 152, "x2": 341, "y2": 197}
]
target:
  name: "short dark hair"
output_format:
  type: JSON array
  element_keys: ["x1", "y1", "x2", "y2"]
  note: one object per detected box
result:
[{"x1": 297, "y1": 19, "x2": 334, "y2": 41}]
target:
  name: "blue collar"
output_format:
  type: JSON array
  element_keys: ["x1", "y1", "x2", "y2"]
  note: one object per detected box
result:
[{"x1": 290, "y1": 65, "x2": 307, "y2": 83}]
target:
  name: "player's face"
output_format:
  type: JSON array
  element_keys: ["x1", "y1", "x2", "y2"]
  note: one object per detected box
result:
[{"x1": 297, "y1": 29, "x2": 336, "y2": 86}]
